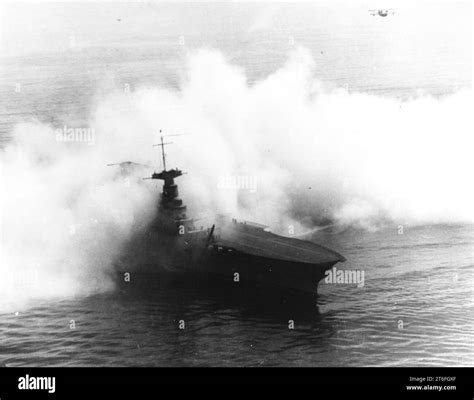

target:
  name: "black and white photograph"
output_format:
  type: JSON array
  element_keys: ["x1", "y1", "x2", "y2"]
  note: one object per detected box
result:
[{"x1": 0, "y1": 0, "x2": 472, "y2": 393}]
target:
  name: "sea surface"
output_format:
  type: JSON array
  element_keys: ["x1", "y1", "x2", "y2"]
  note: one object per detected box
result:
[
  {"x1": 1, "y1": 224, "x2": 473, "y2": 367},
  {"x1": 0, "y1": 2, "x2": 472, "y2": 367}
]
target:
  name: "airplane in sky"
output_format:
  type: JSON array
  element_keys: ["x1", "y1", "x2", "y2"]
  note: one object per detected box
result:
[{"x1": 369, "y1": 8, "x2": 396, "y2": 17}]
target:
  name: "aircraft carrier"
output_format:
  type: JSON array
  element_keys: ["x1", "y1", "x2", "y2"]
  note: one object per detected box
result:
[{"x1": 114, "y1": 136, "x2": 346, "y2": 297}]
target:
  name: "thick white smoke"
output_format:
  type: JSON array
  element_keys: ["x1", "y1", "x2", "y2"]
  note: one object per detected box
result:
[
  {"x1": 0, "y1": 47, "x2": 472, "y2": 310},
  {"x1": 0, "y1": 122, "x2": 157, "y2": 312},
  {"x1": 111, "y1": 47, "x2": 473, "y2": 229}
]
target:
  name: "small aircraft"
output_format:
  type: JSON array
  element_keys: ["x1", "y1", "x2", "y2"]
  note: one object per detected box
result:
[{"x1": 369, "y1": 9, "x2": 396, "y2": 17}]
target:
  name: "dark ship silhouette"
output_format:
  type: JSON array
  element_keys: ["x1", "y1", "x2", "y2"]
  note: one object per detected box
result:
[{"x1": 113, "y1": 134, "x2": 345, "y2": 297}]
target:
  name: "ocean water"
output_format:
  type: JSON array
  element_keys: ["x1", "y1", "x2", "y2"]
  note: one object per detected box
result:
[
  {"x1": 0, "y1": 2, "x2": 473, "y2": 367},
  {"x1": 1, "y1": 224, "x2": 473, "y2": 367}
]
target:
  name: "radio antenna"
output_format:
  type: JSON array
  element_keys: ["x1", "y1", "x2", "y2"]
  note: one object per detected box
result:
[{"x1": 152, "y1": 130, "x2": 187, "y2": 171}]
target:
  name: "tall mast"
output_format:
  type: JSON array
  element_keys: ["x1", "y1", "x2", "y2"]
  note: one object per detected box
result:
[
  {"x1": 152, "y1": 130, "x2": 187, "y2": 172},
  {"x1": 153, "y1": 130, "x2": 172, "y2": 172},
  {"x1": 161, "y1": 135, "x2": 166, "y2": 171}
]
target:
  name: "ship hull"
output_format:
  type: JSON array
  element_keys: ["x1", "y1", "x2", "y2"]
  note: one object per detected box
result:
[
  {"x1": 113, "y1": 205, "x2": 346, "y2": 296},
  {"x1": 200, "y1": 253, "x2": 336, "y2": 295},
  {"x1": 114, "y1": 232, "x2": 339, "y2": 297},
  {"x1": 115, "y1": 260, "x2": 336, "y2": 297}
]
